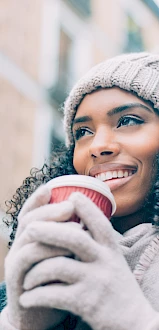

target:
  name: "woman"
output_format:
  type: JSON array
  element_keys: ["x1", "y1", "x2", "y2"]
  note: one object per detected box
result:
[{"x1": 1, "y1": 52, "x2": 159, "y2": 329}]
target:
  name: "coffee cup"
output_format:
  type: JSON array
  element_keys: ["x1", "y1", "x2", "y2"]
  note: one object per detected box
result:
[{"x1": 46, "y1": 175, "x2": 116, "y2": 223}]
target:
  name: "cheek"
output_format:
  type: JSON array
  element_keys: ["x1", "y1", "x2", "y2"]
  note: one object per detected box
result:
[
  {"x1": 124, "y1": 132, "x2": 159, "y2": 156},
  {"x1": 138, "y1": 142, "x2": 159, "y2": 158},
  {"x1": 123, "y1": 134, "x2": 159, "y2": 173},
  {"x1": 133, "y1": 143, "x2": 159, "y2": 180},
  {"x1": 114, "y1": 157, "x2": 158, "y2": 217}
]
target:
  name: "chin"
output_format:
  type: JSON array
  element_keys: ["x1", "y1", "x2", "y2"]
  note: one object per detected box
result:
[
  {"x1": 110, "y1": 201, "x2": 146, "y2": 233},
  {"x1": 111, "y1": 203, "x2": 143, "y2": 218},
  {"x1": 112, "y1": 194, "x2": 145, "y2": 215}
]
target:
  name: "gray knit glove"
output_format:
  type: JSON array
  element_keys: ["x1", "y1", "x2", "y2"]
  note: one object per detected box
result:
[
  {"x1": 0, "y1": 184, "x2": 75, "y2": 330},
  {"x1": 18, "y1": 192, "x2": 159, "y2": 330}
]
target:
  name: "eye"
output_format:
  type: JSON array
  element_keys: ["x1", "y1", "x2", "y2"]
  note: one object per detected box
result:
[
  {"x1": 73, "y1": 127, "x2": 93, "y2": 141},
  {"x1": 117, "y1": 115, "x2": 144, "y2": 128}
]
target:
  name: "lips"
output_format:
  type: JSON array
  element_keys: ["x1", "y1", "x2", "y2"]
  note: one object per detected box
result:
[
  {"x1": 89, "y1": 163, "x2": 137, "y2": 191},
  {"x1": 89, "y1": 163, "x2": 137, "y2": 177},
  {"x1": 95, "y1": 169, "x2": 134, "y2": 181}
]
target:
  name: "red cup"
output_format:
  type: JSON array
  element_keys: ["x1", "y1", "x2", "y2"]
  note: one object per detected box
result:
[{"x1": 47, "y1": 175, "x2": 116, "y2": 223}]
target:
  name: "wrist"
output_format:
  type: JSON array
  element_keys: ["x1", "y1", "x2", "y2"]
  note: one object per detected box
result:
[{"x1": 0, "y1": 307, "x2": 18, "y2": 330}]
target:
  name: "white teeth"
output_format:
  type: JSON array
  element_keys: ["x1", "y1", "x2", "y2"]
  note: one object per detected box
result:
[
  {"x1": 124, "y1": 171, "x2": 129, "y2": 177},
  {"x1": 112, "y1": 171, "x2": 117, "y2": 178},
  {"x1": 96, "y1": 174, "x2": 102, "y2": 181},
  {"x1": 95, "y1": 169, "x2": 134, "y2": 181},
  {"x1": 117, "y1": 170, "x2": 124, "y2": 178},
  {"x1": 106, "y1": 171, "x2": 113, "y2": 180},
  {"x1": 101, "y1": 173, "x2": 106, "y2": 181}
]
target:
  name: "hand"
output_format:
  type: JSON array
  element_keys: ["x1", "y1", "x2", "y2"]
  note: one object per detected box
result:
[
  {"x1": 1, "y1": 184, "x2": 75, "y2": 330},
  {"x1": 19, "y1": 193, "x2": 159, "y2": 330}
]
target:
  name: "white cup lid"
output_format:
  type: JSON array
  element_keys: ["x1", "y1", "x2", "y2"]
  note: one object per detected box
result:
[{"x1": 46, "y1": 175, "x2": 116, "y2": 215}]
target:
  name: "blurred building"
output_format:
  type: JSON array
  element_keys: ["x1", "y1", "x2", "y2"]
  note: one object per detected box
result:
[{"x1": 0, "y1": 0, "x2": 159, "y2": 279}]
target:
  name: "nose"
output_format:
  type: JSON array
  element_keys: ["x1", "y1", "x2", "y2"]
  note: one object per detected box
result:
[{"x1": 89, "y1": 128, "x2": 120, "y2": 159}]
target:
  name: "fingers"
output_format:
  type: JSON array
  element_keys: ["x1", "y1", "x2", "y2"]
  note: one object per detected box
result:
[
  {"x1": 23, "y1": 257, "x2": 83, "y2": 290},
  {"x1": 5, "y1": 242, "x2": 72, "y2": 286},
  {"x1": 69, "y1": 192, "x2": 117, "y2": 248},
  {"x1": 16, "y1": 200, "x2": 74, "y2": 238},
  {"x1": 18, "y1": 184, "x2": 51, "y2": 221},
  {"x1": 14, "y1": 221, "x2": 99, "y2": 262},
  {"x1": 20, "y1": 284, "x2": 78, "y2": 314}
]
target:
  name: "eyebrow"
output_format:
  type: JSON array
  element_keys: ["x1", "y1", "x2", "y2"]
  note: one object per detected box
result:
[
  {"x1": 72, "y1": 103, "x2": 152, "y2": 126},
  {"x1": 107, "y1": 103, "x2": 152, "y2": 116}
]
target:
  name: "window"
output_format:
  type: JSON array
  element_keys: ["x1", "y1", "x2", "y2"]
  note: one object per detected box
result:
[
  {"x1": 66, "y1": 0, "x2": 91, "y2": 17},
  {"x1": 58, "y1": 28, "x2": 73, "y2": 90},
  {"x1": 123, "y1": 14, "x2": 144, "y2": 52},
  {"x1": 49, "y1": 27, "x2": 74, "y2": 105}
]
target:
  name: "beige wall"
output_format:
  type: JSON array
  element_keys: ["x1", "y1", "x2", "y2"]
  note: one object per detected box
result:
[
  {"x1": 91, "y1": 0, "x2": 124, "y2": 61},
  {"x1": 141, "y1": 7, "x2": 159, "y2": 51},
  {"x1": 0, "y1": 77, "x2": 36, "y2": 211},
  {"x1": 0, "y1": 1, "x2": 43, "y2": 280},
  {"x1": 91, "y1": 0, "x2": 159, "y2": 64},
  {"x1": 0, "y1": 0, "x2": 43, "y2": 211},
  {"x1": 0, "y1": 0, "x2": 42, "y2": 80}
]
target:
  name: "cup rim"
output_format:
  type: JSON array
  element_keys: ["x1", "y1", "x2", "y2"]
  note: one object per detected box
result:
[{"x1": 46, "y1": 175, "x2": 116, "y2": 215}]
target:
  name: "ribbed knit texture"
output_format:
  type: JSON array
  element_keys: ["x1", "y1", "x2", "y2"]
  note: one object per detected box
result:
[
  {"x1": 63, "y1": 52, "x2": 159, "y2": 147},
  {"x1": 0, "y1": 282, "x2": 6, "y2": 312}
]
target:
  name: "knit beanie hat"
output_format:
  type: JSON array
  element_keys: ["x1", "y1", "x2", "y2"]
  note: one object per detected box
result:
[{"x1": 63, "y1": 52, "x2": 159, "y2": 147}]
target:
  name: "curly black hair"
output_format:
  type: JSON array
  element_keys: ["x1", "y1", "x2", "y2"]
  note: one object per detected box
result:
[
  {"x1": 4, "y1": 146, "x2": 77, "y2": 247},
  {"x1": 4, "y1": 145, "x2": 159, "y2": 247}
]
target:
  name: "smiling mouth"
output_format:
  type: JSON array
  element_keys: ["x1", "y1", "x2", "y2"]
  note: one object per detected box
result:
[
  {"x1": 95, "y1": 169, "x2": 136, "y2": 181},
  {"x1": 94, "y1": 169, "x2": 137, "y2": 191}
]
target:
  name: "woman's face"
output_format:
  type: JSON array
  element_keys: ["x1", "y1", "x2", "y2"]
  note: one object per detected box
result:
[{"x1": 73, "y1": 88, "x2": 159, "y2": 217}]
